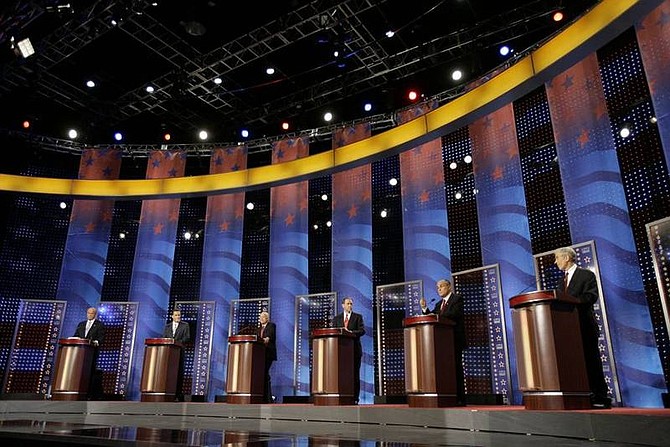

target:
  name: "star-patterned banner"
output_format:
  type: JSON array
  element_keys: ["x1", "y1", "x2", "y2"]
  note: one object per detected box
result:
[
  {"x1": 397, "y1": 101, "x2": 452, "y2": 288},
  {"x1": 471, "y1": 103, "x2": 534, "y2": 404},
  {"x1": 199, "y1": 145, "x2": 247, "y2": 400},
  {"x1": 57, "y1": 148, "x2": 122, "y2": 339},
  {"x1": 546, "y1": 54, "x2": 665, "y2": 407},
  {"x1": 127, "y1": 149, "x2": 187, "y2": 399},
  {"x1": 331, "y1": 123, "x2": 374, "y2": 404},
  {"x1": 268, "y1": 137, "x2": 309, "y2": 399},
  {"x1": 637, "y1": 0, "x2": 670, "y2": 172}
]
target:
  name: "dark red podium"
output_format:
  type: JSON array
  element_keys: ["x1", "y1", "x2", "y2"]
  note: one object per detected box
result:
[
  {"x1": 510, "y1": 290, "x2": 590, "y2": 410},
  {"x1": 140, "y1": 337, "x2": 183, "y2": 402},
  {"x1": 403, "y1": 314, "x2": 457, "y2": 407},
  {"x1": 225, "y1": 335, "x2": 266, "y2": 404},
  {"x1": 311, "y1": 328, "x2": 356, "y2": 406},
  {"x1": 51, "y1": 338, "x2": 95, "y2": 401}
]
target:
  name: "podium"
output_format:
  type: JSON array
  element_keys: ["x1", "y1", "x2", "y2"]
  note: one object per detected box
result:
[
  {"x1": 403, "y1": 315, "x2": 457, "y2": 407},
  {"x1": 311, "y1": 328, "x2": 356, "y2": 406},
  {"x1": 510, "y1": 290, "x2": 591, "y2": 410},
  {"x1": 51, "y1": 338, "x2": 95, "y2": 401},
  {"x1": 225, "y1": 335, "x2": 266, "y2": 404},
  {"x1": 140, "y1": 338, "x2": 183, "y2": 402}
]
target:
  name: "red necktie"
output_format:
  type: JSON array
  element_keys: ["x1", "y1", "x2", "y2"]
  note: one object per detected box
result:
[
  {"x1": 440, "y1": 299, "x2": 447, "y2": 313},
  {"x1": 344, "y1": 314, "x2": 349, "y2": 328},
  {"x1": 564, "y1": 272, "x2": 569, "y2": 290}
]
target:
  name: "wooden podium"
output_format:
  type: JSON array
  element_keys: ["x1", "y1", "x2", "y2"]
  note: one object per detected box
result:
[
  {"x1": 510, "y1": 290, "x2": 591, "y2": 410},
  {"x1": 311, "y1": 328, "x2": 356, "y2": 406},
  {"x1": 140, "y1": 338, "x2": 183, "y2": 402},
  {"x1": 51, "y1": 338, "x2": 95, "y2": 401},
  {"x1": 403, "y1": 315, "x2": 457, "y2": 407},
  {"x1": 225, "y1": 335, "x2": 266, "y2": 404}
]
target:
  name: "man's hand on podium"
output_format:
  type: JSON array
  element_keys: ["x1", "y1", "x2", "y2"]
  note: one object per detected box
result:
[{"x1": 92, "y1": 340, "x2": 99, "y2": 347}]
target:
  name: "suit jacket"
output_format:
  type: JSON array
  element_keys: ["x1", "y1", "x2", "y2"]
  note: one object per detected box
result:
[
  {"x1": 332, "y1": 312, "x2": 365, "y2": 356},
  {"x1": 423, "y1": 293, "x2": 465, "y2": 350},
  {"x1": 559, "y1": 266, "x2": 599, "y2": 330},
  {"x1": 74, "y1": 319, "x2": 105, "y2": 345},
  {"x1": 257, "y1": 321, "x2": 277, "y2": 362},
  {"x1": 163, "y1": 321, "x2": 191, "y2": 344}
]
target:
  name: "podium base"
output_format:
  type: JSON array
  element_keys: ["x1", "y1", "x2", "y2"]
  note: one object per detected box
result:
[
  {"x1": 141, "y1": 394, "x2": 176, "y2": 402},
  {"x1": 227, "y1": 394, "x2": 264, "y2": 404},
  {"x1": 407, "y1": 394, "x2": 458, "y2": 408},
  {"x1": 282, "y1": 395, "x2": 312, "y2": 404},
  {"x1": 523, "y1": 392, "x2": 591, "y2": 410},
  {"x1": 313, "y1": 395, "x2": 355, "y2": 406},
  {"x1": 374, "y1": 395, "x2": 407, "y2": 404},
  {"x1": 184, "y1": 394, "x2": 206, "y2": 403}
]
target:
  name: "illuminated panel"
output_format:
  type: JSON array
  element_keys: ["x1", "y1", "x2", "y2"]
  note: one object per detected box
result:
[
  {"x1": 293, "y1": 292, "x2": 336, "y2": 396},
  {"x1": 97, "y1": 302, "x2": 138, "y2": 397},
  {"x1": 375, "y1": 280, "x2": 423, "y2": 397},
  {"x1": 3, "y1": 300, "x2": 66, "y2": 396},
  {"x1": 647, "y1": 217, "x2": 670, "y2": 352},
  {"x1": 454, "y1": 266, "x2": 511, "y2": 402},
  {"x1": 229, "y1": 298, "x2": 271, "y2": 336},
  {"x1": 534, "y1": 241, "x2": 621, "y2": 404},
  {"x1": 176, "y1": 300, "x2": 215, "y2": 397}
]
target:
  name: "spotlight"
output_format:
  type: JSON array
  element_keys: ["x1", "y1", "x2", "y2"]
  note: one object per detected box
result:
[
  {"x1": 449, "y1": 162, "x2": 458, "y2": 170},
  {"x1": 59, "y1": 202, "x2": 67, "y2": 209},
  {"x1": 326, "y1": 220, "x2": 332, "y2": 227},
  {"x1": 213, "y1": 77, "x2": 222, "y2": 85},
  {"x1": 363, "y1": 103, "x2": 372, "y2": 112},
  {"x1": 380, "y1": 209, "x2": 388, "y2": 218},
  {"x1": 408, "y1": 90, "x2": 418, "y2": 101},
  {"x1": 184, "y1": 231, "x2": 192, "y2": 240},
  {"x1": 619, "y1": 126, "x2": 630, "y2": 138},
  {"x1": 119, "y1": 232, "x2": 126, "y2": 239},
  {"x1": 455, "y1": 191, "x2": 462, "y2": 200},
  {"x1": 451, "y1": 69, "x2": 463, "y2": 81},
  {"x1": 16, "y1": 38, "x2": 35, "y2": 58},
  {"x1": 266, "y1": 67, "x2": 275, "y2": 75},
  {"x1": 389, "y1": 178, "x2": 398, "y2": 186},
  {"x1": 553, "y1": 11, "x2": 564, "y2": 22},
  {"x1": 198, "y1": 130, "x2": 208, "y2": 140},
  {"x1": 163, "y1": 133, "x2": 171, "y2": 141},
  {"x1": 313, "y1": 224, "x2": 319, "y2": 230},
  {"x1": 246, "y1": 202, "x2": 255, "y2": 210},
  {"x1": 385, "y1": 30, "x2": 395, "y2": 38},
  {"x1": 323, "y1": 112, "x2": 333, "y2": 122},
  {"x1": 499, "y1": 45, "x2": 510, "y2": 57},
  {"x1": 281, "y1": 121, "x2": 290, "y2": 131},
  {"x1": 22, "y1": 120, "x2": 30, "y2": 129},
  {"x1": 86, "y1": 80, "x2": 96, "y2": 88},
  {"x1": 464, "y1": 155, "x2": 472, "y2": 164},
  {"x1": 114, "y1": 132, "x2": 123, "y2": 141},
  {"x1": 321, "y1": 194, "x2": 328, "y2": 201},
  {"x1": 68, "y1": 129, "x2": 78, "y2": 139},
  {"x1": 650, "y1": 116, "x2": 658, "y2": 124},
  {"x1": 241, "y1": 129, "x2": 249, "y2": 138},
  {"x1": 146, "y1": 85, "x2": 155, "y2": 93}
]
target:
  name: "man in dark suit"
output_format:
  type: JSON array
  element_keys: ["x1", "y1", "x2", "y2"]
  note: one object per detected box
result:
[
  {"x1": 74, "y1": 307, "x2": 106, "y2": 399},
  {"x1": 420, "y1": 278, "x2": 466, "y2": 405},
  {"x1": 555, "y1": 246, "x2": 610, "y2": 409},
  {"x1": 332, "y1": 296, "x2": 365, "y2": 404},
  {"x1": 258, "y1": 311, "x2": 276, "y2": 403},
  {"x1": 163, "y1": 309, "x2": 190, "y2": 401}
]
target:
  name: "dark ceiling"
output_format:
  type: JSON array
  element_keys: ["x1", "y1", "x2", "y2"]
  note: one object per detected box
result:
[{"x1": 0, "y1": 0, "x2": 600, "y2": 147}]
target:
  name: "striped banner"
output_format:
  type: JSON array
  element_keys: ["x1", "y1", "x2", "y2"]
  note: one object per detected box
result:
[
  {"x1": 470, "y1": 103, "x2": 534, "y2": 405},
  {"x1": 546, "y1": 54, "x2": 665, "y2": 407},
  {"x1": 127, "y1": 150, "x2": 187, "y2": 400},
  {"x1": 268, "y1": 137, "x2": 309, "y2": 399},
  {"x1": 58, "y1": 148, "x2": 122, "y2": 338},
  {"x1": 199, "y1": 146, "x2": 247, "y2": 400},
  {"x1": 637, "y1": 1, "x2": 670, "y2": 170},
  {"x1": 331, "y1": 124, "x2": 374, "y2": 404},
  {"x1": 398, "y1": 101, "x2": 451, "y2": 287}
]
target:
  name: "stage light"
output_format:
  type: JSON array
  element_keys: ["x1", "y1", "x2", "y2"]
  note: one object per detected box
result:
[
  {"x1": 281, "y1": 122, "x2": 290, "y2": 131},
  {"x1": 380, "y1": 209, "x2": 388, "y2": 218},
  {"x1": 114, "y1": 132, "x2": 123, "y2": 141},
  {"x1": 473, "y1": 188, "x2": 479, "y2": 195},
  {"x1": 163, "y1": 133, "x2": 171, "y2": 141},
  {"x1": 86, "y1": 80, "x2": 96, "y2": 88},
  {"x1": 619, "y1": 125, "x2": 630, "y2": 139},
  {"x1": 455, "y1": 191, "x2": 462, "y2": 200},
  {"x1": 68, "y1": 129, "x2": 78, "y2": 139},
  {"x1": 313, "y1": 224, "x2": 319, "y2": 230},
  {"x1": 241, "y1": 129, "x2": 249, "y2": 138},
  {"x1": 323, "y1": 112, "x2": 333, "y2": 122},
  {"x1": 553, "y1": 11, "x2": 564, "y2": 22},
  {"x1": 499, "y1": 45, "x2": 510, "y2": 57},
  {"x1": 22, "y1": 120, "x2": 30, "y2": 129},
  {"x1": 451, "y1": 69, "x2": 463, "y2": 81},
  {"x1": 119, "y1": 232, "x2": 126, "y2": 239},
  {"x1": 326, "y1": 220, "x2": 332, "y2": 227},
  {"x1": 389, "y1": 178, "x2": 398, "y2": 186},
  {"x1": 16, "y1": 38, "x2": 35, "y2": 58},
  {"x1": 385, "y1": 30, "x2": 395, "y2": 38},
  {"x1": 464, "y1": 155, "x2": 472, "y2": 164},
  {"x1": 246, "y1": 202, "x2": 255, "y2": 210},
  {"x1": 650, "y1": 116, "x2": 658, "y2": 124},
  {"x1": 266, "y1": 67, "x2": 275, "y2": 75},
  {"x1": 321, "y1": 194, "x2": 328, "y2": 201},
  {"x1": 184, "y1": 231, "x2": 192, "y2": 240},
  {"x1": 198, "y1": 130, "x2": 208, "y2": 140},
  {"x1": 213, "y1": 77, "x2": 222, "y2": 85},
  {"x1": 146, "y1": 85, "x2": 155, "y2": 93},
  {"x1": 60, "y1": 202, "x2": 67, "y2": 209},
  {"x1": 408, "y1": 90, "x2": 418, "y2": 101},
  {"x1": 449, "y1": 162, "x2": 457, "y2": 170},
  {"x1": 364, "y1": 103, "x2": 372, "y2": 112}
]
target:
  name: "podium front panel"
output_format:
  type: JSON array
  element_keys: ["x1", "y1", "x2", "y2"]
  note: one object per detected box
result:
[
  {"x1": 311, "y1": 330, "x2": 355, "y2": 405},
  {"x1": 140, "y1": 339, "x2": 182, "y2": 402},
  {"x1": 225, "y1": 336, "x2": 265, "y2": 404},
  {"x1": 51, "y1": 338, "x2": 95, "y2": 401}
]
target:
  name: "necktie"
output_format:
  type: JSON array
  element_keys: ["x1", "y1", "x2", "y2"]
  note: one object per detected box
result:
[
  {"x1": 440, "y1": 299, "x2": 447, "y2": 313},
  {"x1": 85, "y1": 320, "x2": 92, "y2": 337},
  {"x1": 260, "y1": 325, "x2": 265, "y2": 338},
  {"x1": 344, "y1": 314, "x2": 349, "y2": 328},
  {"x1": 563, "y1": 272, "x2": 569, "y2": 290}
]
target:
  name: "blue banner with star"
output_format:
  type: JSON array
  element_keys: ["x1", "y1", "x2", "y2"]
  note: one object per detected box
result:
[
  {"x1": 546, "y1": 54, "x2": 665, "y2": 407},
  {"x1": 471, "y1": 104, "x2": 534, "y2": 405},
  {"x1": 331, "y1": 124, "x2": 374, "y2": 404},
  {"x1": 397, "y1": 101, "x2": 451, "y2": 288},
  {"x1": 268, "y1": 137, "x2": 309, "y2": 399},
  {"x1": 127, "y1": 150, "x2": 187, "y2": 400},
  {"x1": 199, "y1": 145, "x2": 247, "y2": 400},
  {"x1": 58, "y1": 148, "x2": 122, "y2": 339},
  {"x1": 637, "y1": 2, "x2": 670, "y2": 170}
]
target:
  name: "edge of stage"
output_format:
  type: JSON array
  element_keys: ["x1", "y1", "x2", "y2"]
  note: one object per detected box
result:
[{"x1": 1, "y1": 400, "x2": 669, "y2": 446}]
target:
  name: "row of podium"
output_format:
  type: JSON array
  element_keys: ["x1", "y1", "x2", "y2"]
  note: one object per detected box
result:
[{"x1": 51, "y1": 290, "x2": 593, "y2": 410}]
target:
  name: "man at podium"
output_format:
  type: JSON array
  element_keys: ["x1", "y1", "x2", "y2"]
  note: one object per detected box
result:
[
  {"x1": 554, "y1": 246, "x2": 611, "y2": 409},
  {"x1": 73, "y1": 307, "x2": 105, "y2": 399},
  {"x1": 332, "y1": 297, "x2": 365, "y2": 404},
  {"x1": 163, "y1": 309, "x2": 191, "y2": 401},
  {"x1": 420, "y1": 279, "x2": 466, "y2": 405},
  {"x1": 258, "y1": 311, "x2": 276, "y2": 403}
]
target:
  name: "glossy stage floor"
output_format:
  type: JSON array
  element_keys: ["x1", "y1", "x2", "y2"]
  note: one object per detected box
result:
[{"x1": 0, "y1": 400, "x2": 669, "y2": 446}]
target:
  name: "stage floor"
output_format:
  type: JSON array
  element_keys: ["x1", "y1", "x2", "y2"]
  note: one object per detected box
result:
[{"x1": 0, "y1": 400, "x2": 669, "y2": 446}]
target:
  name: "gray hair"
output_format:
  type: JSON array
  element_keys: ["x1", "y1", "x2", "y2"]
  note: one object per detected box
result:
[{"x1": 554, "y1": 246, "x2": 576, "y2": 261}]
